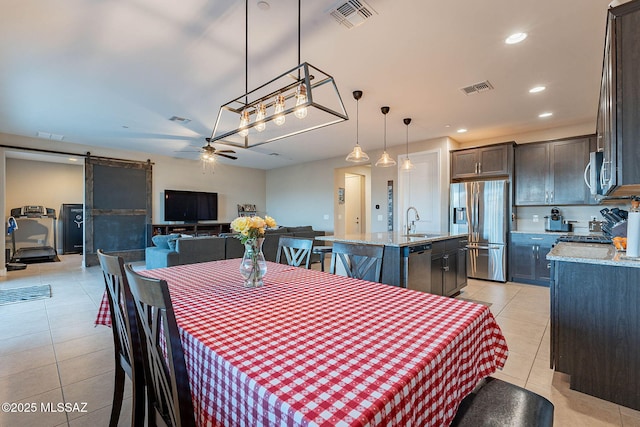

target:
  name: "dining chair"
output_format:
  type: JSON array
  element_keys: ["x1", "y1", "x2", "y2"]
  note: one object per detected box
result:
[
  {"x1": 276, "y1": 236, "x2": 313, "y2": 268},
  {"x1": 97, "y1": 249, "x2": 145, "y2": 427},
  {"x1": 450, "y1": 376, "x2": 554, "y2": 426},
  {"x1": 329, "y1": 242, "x2": 384, "y2": 282},
  {"x1": 123, "y1": 263, "x2": 197, "y2": 427}
]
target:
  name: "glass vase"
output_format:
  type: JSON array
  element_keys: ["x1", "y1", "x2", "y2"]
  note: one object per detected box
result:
[{"x1": 239, "y1": 237, "x2": 267, "y2": 288}]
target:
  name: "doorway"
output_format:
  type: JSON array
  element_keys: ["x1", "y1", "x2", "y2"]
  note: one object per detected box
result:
[
  {"x1": 333, "y1": 166, "x2": 371, "y2": 236},
  {"x1": 344, "y1": 173, "x2": 364, "y2": 234}
]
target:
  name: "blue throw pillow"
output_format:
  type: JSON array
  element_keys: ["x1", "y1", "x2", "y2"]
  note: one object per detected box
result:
[
  {"x1": 167, "y1": 238, "x2": 178, "y2": 251},
  {"x1": 151, "y1": 234, "x2": 171, "y2": 249}
]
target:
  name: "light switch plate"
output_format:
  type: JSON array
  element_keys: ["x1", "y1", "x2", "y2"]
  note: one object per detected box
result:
[
  {"x1": 533, "y1": 215, "x2": 539, "y2": 223},
  {"x1": 323, "y1": 214, "x2": 329, "y2": 220},
  {"x1": 377, "y1": 214, "x2": 383, "y2": 221}
]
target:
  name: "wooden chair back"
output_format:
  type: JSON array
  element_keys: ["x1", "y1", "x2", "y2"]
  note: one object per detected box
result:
[
  {"x1": 97, "y1": 249, "x2": 145, "y2": 427},
  {"x1": 124, "y1": 264, "x2": 196, "y2": 427},
  {"x1": 329, "y1": 242, "x2": 384, "y2": 282},
  {"x1": 276, "y1": 236, "x2": 313, "y2": 268}
]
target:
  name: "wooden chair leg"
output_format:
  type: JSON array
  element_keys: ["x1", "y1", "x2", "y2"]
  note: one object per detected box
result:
[
  {"x1": 131, "y1": 375, "x2": 145, "y2": 427},
  {"x1": 109, "y1": 365, "x2": 126, "y2": 427}
]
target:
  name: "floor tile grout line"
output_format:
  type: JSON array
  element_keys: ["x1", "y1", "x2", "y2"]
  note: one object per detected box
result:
[{"x1": 45, "y1": 287, "x2": 71, "y2": 427}]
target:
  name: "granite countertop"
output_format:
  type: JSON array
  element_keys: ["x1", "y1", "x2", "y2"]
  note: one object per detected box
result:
[
  {"x1": 316, "y1": 232, "x2": 467, "y2": 248},
  {"x1": 547, "y1": 242, "x2": 640, "y2": 268}
]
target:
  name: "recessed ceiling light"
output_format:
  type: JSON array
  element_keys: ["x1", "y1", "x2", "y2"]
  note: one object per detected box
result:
[
  {"x1": 457, "y1": 128, "x2": 468, "y2": 133},
  {"x1": 444, "y1": 124, "x2": 451, "y2": 128},
  {"x1": 529, "y1": 86, "x2": 546, "y2": 93},
  {"x1": 69, "y1": 158, "x2": 78, "y2": 162},
  {"x1": 539, "y1": 112, "x2": 553, "y2": 118},
  {"x1": 257, "y1": 1, "x2": 270, "y2": 10},
  {"x1": 505, "y1": 32, "x2": 527, "y2": 44}
]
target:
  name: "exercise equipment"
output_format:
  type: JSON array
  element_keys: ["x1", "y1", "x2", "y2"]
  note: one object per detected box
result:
[{"x1": 9, "y1": 206, "x2": 59, "y2": 263}]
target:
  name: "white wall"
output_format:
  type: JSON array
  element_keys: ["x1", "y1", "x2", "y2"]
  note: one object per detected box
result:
[
  {"x1": 266, "y1": 136, "x2": 455, "y2": 233},
  {"x1": 456, "y1": 120, "x2": 595, "y2": 148}
]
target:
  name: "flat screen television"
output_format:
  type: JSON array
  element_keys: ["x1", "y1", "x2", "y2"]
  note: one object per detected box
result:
[{"x1": 164, "y1": 189, "x2": 218, "y2": 222}]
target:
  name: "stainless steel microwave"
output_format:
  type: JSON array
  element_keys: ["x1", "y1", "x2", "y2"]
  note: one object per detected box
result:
[{"x1": 584, "y1": 151, "x2": 603, "y2": 196}]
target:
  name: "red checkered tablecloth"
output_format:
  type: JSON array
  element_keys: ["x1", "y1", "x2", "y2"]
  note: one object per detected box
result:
[{"x1": 96, "y1": 259, "x2": 508, "y2": 426}]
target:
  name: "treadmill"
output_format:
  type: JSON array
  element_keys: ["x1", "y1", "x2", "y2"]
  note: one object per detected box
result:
[{"x1": 10, "y1": 205, "x2": 59, "y2": 263}]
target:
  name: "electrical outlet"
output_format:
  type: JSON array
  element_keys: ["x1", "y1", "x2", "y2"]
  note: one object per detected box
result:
[
  {"x1": 377, "y1": 214, "x2": 383, "y2": 221},
  {"x1": 533, "y1": 215, "x2": 539, "y2": 223},
  {"x1": 323, "y1": 214, "x2": 329, "y2": 220}
]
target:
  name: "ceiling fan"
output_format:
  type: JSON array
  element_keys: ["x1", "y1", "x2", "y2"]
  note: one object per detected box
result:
[{"x1": 177, "y1": 138, "x2": 238, "y2": 161}]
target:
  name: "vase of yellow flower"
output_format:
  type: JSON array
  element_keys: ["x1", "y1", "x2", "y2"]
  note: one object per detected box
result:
[{"x1": 231, "y1": 215, "x2": 277, "y2": 288}]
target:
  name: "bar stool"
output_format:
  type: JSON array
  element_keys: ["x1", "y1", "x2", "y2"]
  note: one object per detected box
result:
[{"x1": 312, "y1": 246, "x2": 332, "y2": 272}]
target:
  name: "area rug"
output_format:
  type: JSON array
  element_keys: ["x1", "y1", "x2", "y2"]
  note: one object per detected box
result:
[
  {"x1": 0, "y1": 284, "x2": 51, "y2": 305},
  {"x1": 457, "y1": 297, "x2": 492, "y2": 307}
]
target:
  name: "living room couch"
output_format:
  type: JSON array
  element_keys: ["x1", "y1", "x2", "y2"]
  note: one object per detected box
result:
[{"x1": 145, "y1": 226, "x2": 325, "y2": 269}]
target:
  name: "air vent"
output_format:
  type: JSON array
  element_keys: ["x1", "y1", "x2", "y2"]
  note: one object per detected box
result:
[
  {"x1": 169, "y1": 116, "x2": 191, "y2": 124},
  {"x1": 326, "y1": 0, "x2": 377, "y2": 29},
  {"x1": 37, "y1": 131, "x2": 64, "y2": 141},
  {"x1": 460, "y1": 80, "x2": 494, "y2": 95}
]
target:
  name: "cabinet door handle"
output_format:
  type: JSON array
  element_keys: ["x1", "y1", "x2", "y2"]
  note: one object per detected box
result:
[
  {"x1": 545, "y1": 191, "x2": 549, "y2": 204},
  {"x1": 550, "y1": 191, "x2": 554, "y2": 203},
  {"x1": 475, "y1": 162, "x2": 478, "y2": 174},
  {"x1": 478, "y1": 162, "x2": 482, "y2": 174},
  {"x1": 443, "y1": 255, "x2": 450, "y2": 271}
]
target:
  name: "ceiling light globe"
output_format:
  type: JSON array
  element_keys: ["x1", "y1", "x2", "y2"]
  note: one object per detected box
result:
[
  {"x1": 401, "y1": 158, "x2": 415, "y2": 171},
  {"x1": 274, "y1": 95, "x2": 286, "y2": 126},
  {"x1": 506, "y1": 32, "x2": 527, "y2": 44},
  {"x1": 346, "y1": 145, "x2": 369, "y2": 162},
  {"x1": 375, "y1": 151, "x2": 396, "y2": 167}
]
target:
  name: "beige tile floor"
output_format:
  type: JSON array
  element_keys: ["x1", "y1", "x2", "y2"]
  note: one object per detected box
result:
[{"x1": 1, "y1": 254, "x2": 639, "y2": 426}]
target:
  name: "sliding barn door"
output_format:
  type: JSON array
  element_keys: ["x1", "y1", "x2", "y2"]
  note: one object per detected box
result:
[{"x1": 84, "y1": 157, "x2": 152, "y2": 267}]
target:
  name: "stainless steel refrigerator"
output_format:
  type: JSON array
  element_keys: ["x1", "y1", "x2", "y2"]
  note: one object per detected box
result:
[{"x1": 450, "y1": 180, "x2": 508, "y2": 282}]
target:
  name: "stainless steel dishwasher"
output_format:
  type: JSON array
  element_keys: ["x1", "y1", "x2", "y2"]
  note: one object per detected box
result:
[{"x1": 403, "y1": 243, "x2": 432, "y2": 292}]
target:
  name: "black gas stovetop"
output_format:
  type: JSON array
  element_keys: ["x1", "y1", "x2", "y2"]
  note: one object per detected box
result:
[{"x1": 556, "y1": 234, "x2": 612, "y2": 244}]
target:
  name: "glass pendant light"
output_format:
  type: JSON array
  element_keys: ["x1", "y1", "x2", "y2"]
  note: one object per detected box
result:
[
  {"x1": 375, "y1": 106, "x2": 396, "y2": 167},
  {"x1": 400, "y1": 118, "x2": 415, "y2": 171},
  {"x1": 274, "y1": 95, "x2": 286, "y2": 126},
  {"x1": 346, "y1": 90, "x2": 369, "y2": 162},
  {"x1": 238, "y1": 109, "x2": 250, "y2": 137},
  {"x1": 255, "y1": 103, "x2": 266, "y2": 132},
  {"x1": 294, "y1": 83, "x2": 308, "y2": 119}
]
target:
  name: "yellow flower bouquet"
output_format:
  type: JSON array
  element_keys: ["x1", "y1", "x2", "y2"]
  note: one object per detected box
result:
[
  {"x1": 230, "y1": 215, "x2": 277, "y2": 245},
  {"x1": 230, "y1": 215, "x2": 277, "y2": 287}
]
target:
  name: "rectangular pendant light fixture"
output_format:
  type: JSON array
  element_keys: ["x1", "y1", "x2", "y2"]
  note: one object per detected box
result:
[{"x1": 209, "y1": 62, "x2": 348, "y2": 149}]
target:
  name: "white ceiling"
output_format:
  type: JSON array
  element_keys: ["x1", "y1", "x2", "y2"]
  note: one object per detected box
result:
[{"x1": 0, "y1": 0, "x2": 614, "y2": 169}]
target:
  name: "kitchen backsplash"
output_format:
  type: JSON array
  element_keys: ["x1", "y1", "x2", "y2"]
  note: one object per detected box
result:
[{"x1": 514, "y1": 203, "x2": 631, "y2": 234}]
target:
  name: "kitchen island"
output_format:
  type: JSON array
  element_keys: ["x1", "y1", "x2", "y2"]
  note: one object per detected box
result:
[
  {"x1": 317, "y1": 232, "x2": 468, "y2": 296},
  {"x1": 548, "y1": 242, "x2": 640, "y2": 410}
]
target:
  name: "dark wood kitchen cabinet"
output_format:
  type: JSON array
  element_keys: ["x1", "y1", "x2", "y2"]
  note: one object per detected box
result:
[
  {"x1": 450, "y1": 143, "x2": 513, "y2": 180},
  {"x1": 509, "y1": 233, "x2": 556, "y2": 286},
  {"x1": 595, "y1": 1, "x2": 640, "y2": 195},
  {"x1": 431, "y1": 238, "x2": 467, "y2": 296},
  {"x1": 551, "y1": 259, "x2": 640, "y2": 410},
  {"x1": 514, "y1": 136, "x2": 593, "y2": 206}
]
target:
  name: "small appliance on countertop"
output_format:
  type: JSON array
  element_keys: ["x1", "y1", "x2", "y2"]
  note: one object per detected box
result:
[
  {"x1": 544, "y1": 207, "x2": 573, "y2": 232},
  {"x1": 600, "y1": 207, "x2": 628, "y2": 237}
]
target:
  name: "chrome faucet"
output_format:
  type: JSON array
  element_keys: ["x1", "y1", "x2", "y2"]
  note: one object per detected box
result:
[{"x1": 406, "y1": 206, "x2": 420, "y2": 234}]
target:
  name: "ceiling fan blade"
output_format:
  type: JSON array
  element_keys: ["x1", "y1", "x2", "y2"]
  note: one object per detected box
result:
[
  {"x1": 216, "y1": 153, "x2": 238, "y2": 160},
  {"x1": 216, "y1": 149, "x2": 236, "y2": 154},
  {"x1": 174, "y1": 150, "x2": 202, "y2": 153}
]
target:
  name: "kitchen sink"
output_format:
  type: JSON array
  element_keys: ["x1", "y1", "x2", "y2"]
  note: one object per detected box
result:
[{"x1": 402, "y1": 233, "x2": 441, "y2": 238}]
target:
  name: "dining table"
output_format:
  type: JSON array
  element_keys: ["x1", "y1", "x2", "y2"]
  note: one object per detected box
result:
[{"x1": 95, "y1": 258, "x2": 508, "y2": 427}]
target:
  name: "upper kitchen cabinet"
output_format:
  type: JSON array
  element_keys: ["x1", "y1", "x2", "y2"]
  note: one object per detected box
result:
[
  {"x1": 515, "y1": 136, "x2": 593, "y2": 206},
  {"x1": 450, "y1": 143, "x2": 513, "y2": 181},
  {"x1": 595, "y1": 1, "x2": 640, "y2": 197}
]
